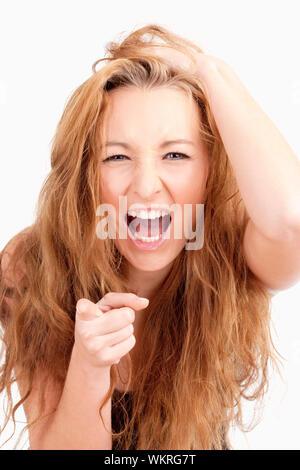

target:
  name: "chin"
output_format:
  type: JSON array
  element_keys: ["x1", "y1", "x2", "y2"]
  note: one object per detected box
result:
[
  {"x1": 126, "y1": 255, "x2": 173, "y2": 273},
  {"x1": 117, "y1": 239, "x2": 186, "y2": 273}
]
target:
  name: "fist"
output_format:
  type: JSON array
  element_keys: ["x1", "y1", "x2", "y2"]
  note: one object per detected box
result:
[{"x1": 74, "y1": 292, "x2": 149, "y2": 370}]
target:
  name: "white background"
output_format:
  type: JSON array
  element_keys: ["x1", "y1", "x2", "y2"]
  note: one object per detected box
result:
[{"x1": 0, "y1": 0, "x2": 299, "y2": 450}]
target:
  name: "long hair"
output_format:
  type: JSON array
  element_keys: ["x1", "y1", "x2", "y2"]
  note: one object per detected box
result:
[{"x1": 0, "y1": 23, "x2": 283, "y2": 450}]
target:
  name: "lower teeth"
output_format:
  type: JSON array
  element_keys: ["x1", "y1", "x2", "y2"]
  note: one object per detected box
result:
[{"x1": 133, "y1": 231, "x2": 162, "y2": 242}]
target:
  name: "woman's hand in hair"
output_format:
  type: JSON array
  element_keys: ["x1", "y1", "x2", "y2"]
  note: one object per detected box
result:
[
  {"x1": 74, "y1": 293, "x2": 149, "y2": 370},
  {"x1": 143, "y1": 44, "x2": 230, "y2": 93}
]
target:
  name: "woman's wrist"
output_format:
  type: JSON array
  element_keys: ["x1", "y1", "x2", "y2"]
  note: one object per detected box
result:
[{"x1": 70, "y1": 343, "x2": 111, "y2": 384}]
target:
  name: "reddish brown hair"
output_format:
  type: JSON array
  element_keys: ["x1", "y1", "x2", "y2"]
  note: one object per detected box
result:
[{"x1": 0, "y1": 24, "x2": 283, "y2": 450}]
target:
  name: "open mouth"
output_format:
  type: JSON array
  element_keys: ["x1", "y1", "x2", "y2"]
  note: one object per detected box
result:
[{"x1": 125, "y1": 211, "x2": 172, "y2": 242}]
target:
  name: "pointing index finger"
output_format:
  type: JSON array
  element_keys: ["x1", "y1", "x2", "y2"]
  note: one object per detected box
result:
[{"x1": 97, "y1": 293, "x2": 149, "y2": 312}]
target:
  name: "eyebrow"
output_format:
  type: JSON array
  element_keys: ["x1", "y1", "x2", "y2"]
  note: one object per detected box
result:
[{"x1": 102, "y1": 139, "x2": 195, "y2": 149}]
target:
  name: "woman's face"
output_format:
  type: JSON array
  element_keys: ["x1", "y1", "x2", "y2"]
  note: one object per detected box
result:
[{"x1": 99, "y1": 86, "x2": 209, "y2": 272}]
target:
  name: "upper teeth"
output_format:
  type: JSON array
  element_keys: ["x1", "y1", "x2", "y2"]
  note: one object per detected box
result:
[{"x1": 128, "y1": 209, "x2": 169, "y2": 219}]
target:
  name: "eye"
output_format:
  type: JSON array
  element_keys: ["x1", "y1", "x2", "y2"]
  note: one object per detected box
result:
[
  {"x1": 102, "y1": 152, "x2": 190, "y2": 163},
  {"x1": 164, "y1": 152, "x2": 190, "y2": 160},
  {"x1": 102, "y1": 154, "x2": 130, "y2": 162}
]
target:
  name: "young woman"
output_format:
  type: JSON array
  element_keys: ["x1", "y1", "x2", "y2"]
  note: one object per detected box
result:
[{"x1": 1, "y1": 24, "x2": 300, "y2": 450}]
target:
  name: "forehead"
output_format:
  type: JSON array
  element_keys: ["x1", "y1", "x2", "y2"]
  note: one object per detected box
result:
[{"x1": 104, "y1": 86, "x2": 201, "y2": 141}]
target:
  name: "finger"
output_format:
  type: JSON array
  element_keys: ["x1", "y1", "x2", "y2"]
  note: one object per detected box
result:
[
  {"x1": 98, "y1": 304, "x2": 112, "y2": 313},
  {"x1": 76, "y1": 298, "x2": 103, "y2": 321},
  {"x1": 108, "y1": 335, "x2": 136, "y2": 363},
  {"x1": 83, "y1": 306, "x2": 136, "y2": 335},
  {"x1": 97, "y1": 292, "x2": 149, "y2": 312},
  {"x1": 102, "y1": 323, "x2": 134, "y2": 348}
]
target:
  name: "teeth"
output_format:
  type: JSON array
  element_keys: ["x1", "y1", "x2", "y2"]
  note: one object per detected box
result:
[
  {"x1": 133, "y1": 232, "x2": 162, "y2": 242},
  {"x1": 128, "y1": 209, "x2": 170, "y2": 219},
  {"x1": 128, "y1": 210, "x2": 137, "y2": 217}
]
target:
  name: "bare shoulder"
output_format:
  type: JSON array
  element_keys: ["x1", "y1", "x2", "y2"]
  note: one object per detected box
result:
[
  {"x1": 14, "y1": 363, "x2": 63, "y2": 449},
  {"x1": 1, "y1": 234, "x2": 63, "y2": 448}
]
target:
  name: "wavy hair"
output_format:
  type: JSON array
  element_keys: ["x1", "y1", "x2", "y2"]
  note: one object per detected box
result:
[{"x1": 0, "y1": 23, "x2": 283, "y2": 450}]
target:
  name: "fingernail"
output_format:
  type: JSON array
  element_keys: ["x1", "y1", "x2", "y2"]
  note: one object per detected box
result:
[{"x1": 137, "y1": 297, "x2": 149, "y2": 302}]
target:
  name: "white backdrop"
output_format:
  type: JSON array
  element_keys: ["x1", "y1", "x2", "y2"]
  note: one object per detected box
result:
[{"x1": 0, "y1": 0, "x2": 299, "y2": 450}]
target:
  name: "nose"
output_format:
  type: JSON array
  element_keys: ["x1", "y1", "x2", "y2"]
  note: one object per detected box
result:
[{"x1": 131, "y1": 158, "x2": 163, "y2": 200}]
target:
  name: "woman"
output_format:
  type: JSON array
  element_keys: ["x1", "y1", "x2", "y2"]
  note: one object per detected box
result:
[{"x1": 1, "y1": 24, "x2": 300, "y2": 450}]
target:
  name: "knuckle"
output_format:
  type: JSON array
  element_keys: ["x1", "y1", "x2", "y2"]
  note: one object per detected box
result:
[
  {"x1": 82, "y1": 332, "x2": 104, "y2": 352},
  {"x1": 123, "y1": 307, "x2": 134, "y2": 321},
  {"x1": 128, "y1": 334, "x2": 136, "y2": 349},
  {"x1": 100, "y1": 349, "x2": 111, "y2": 364},
  {"x1": 76, "y1": 298, "x2": 85, "y2": 307},
  {"x1": 86, "y1": 340, "x2": 98, "y2": 355},
  {"x1": 76, "y1": 298, "x2": 89, "y2": 311},
  {"x1": 90, "y1": 339, "x2": 105, "y2": 356},
  {"x1": 80, "y1": 329, "x2": 92, "y2": 342}
]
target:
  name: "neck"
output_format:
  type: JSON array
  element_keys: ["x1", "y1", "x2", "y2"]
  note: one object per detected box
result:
[{"x1": 124, "y1": 261, "x2": 173, "y2": 300}]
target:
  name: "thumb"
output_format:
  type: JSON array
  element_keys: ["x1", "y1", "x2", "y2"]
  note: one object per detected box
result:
[{"x1": 76, "y1": 298, "x2": 104, "y2": 321}]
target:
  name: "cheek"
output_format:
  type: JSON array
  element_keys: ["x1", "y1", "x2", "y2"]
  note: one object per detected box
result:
[
  {"x1": 170, "y1": 176, "x2": 206, "y2": 235},
  {"x1": 100, "y1": 171, "x2": 125, "y2": 203},
  {"x1": 172, "y1": 175, "x2": 206, "y2": 205},
  {"x1": 168, "y1": 159, "x2": 207, "y2": 200}
]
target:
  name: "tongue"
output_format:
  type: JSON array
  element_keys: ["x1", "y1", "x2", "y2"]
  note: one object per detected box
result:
[{"x1": 130, "y1": 217, "x2": 162, "y2": 237}]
